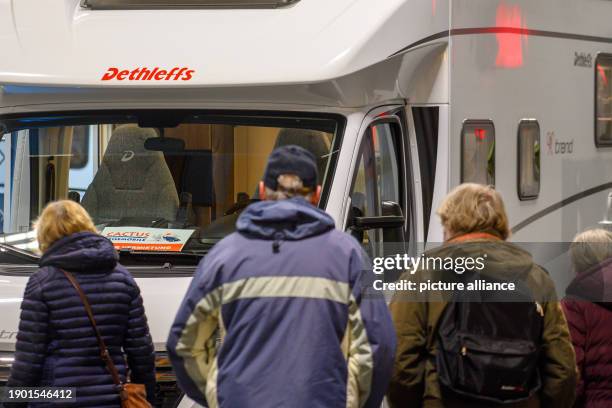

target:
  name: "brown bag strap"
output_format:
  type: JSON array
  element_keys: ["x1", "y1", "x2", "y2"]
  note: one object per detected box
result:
[{"x1": 61, "y1": 269, "x2": 124, "y2": 389}]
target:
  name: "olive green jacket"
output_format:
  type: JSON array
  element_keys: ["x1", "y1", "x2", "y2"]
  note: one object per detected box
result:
[{"x1": 387, "y1": 238, "x2": 577, "y2": 408}]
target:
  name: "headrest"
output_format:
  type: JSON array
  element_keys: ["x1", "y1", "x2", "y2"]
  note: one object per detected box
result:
[
  {"x1": 274, "y1": 128, "x2": 331, "y2": 183},
  {"x1": 102, "y1": 125, "x2": 164, "y2": 190}
]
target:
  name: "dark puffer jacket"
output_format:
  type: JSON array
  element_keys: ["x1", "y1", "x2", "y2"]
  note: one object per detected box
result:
[
  {"x1": 562, "y1": 258, "x2": 612, "y2": 408},
  {"x1": 6, "y1": 232, "x2": 156, "y2": 408}
]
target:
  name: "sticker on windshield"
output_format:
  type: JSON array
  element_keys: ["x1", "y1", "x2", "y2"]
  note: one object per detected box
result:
[{"x1": 101, "y1": 227, "x2": 195, "y2": 252}]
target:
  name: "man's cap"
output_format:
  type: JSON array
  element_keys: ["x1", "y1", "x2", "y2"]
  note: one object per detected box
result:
[{"x1": 263, "y1": 145, "x2": 318, "y2": 190}]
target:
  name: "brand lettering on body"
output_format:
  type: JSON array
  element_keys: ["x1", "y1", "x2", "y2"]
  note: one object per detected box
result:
[
  {"x1": 101, "y1": 67, "x2": 195, "y2": 81},
  {"x1": 574, "y1": 52, "x2": 593, "y2": 68},
  {"x1": 546, "y1": 131, "x2": 574, "y2": 155}
]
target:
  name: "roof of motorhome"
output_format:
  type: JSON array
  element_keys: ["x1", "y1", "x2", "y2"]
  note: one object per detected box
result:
[
  {"x1": 0, "y1": 0, "x2": 448, "y2": 87},
  {"x1": 2, "y1": 0, "x2": 612, "y2": 89},
  {"x1": 1, "y1": 0, "x2": 612, "y2": 109}
]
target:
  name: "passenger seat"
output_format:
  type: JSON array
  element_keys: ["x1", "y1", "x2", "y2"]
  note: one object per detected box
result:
[{"x1": 82, "y1": 125, "x2": 179, "y2": 223}]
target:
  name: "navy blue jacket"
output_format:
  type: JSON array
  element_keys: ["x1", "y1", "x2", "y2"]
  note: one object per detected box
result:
[
  {"x1": 167, "y1": 198, "x2": 396, "y2": 408},
  {"x1": 6, "y1": 232, "x2": 156, "y2": 407}
]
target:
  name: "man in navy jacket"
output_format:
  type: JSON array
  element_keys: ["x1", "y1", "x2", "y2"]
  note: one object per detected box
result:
[{"x1": 167, "y1": 145, "x2": 396, "y2": 408}]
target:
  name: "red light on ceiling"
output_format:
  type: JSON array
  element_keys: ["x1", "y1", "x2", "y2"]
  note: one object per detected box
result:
[
  {"x1": 495, "y1": 2, "x2": 525, "y2": 68},
  {"x1": 474, "y1": 128, "x2": 486, "y2": 140}
]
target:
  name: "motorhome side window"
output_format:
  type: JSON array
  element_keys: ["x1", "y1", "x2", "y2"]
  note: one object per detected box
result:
[
  {"x1": 461, "y1": 120, "x2": 495, "y2": 185},
  {"x1": 517, "y1": 120, "x2": 540, "y2": 200},
  {"x1": 596, "y1": 54, "x2": 612, "y2": 146}
]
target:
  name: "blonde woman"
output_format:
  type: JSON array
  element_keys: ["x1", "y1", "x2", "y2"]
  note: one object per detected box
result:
[
  {"x1": 6, "y1": 200, "x2": 156, "y2": 407},
  {"x1": 562, "y1": 229, "x2": 612, "y2": 407},
  {"x1": 387, "y1": 183, "x2": 577, "y2": 408}
]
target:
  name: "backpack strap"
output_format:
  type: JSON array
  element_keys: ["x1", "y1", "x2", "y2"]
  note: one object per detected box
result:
[{"x1": 61, "y1": 269, "x2": 124, "y2": 389}]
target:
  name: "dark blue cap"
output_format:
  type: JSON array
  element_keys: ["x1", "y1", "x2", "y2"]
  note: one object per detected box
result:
[{"x1": 263, "y1": 145, "x2": 318, "y2": 190}]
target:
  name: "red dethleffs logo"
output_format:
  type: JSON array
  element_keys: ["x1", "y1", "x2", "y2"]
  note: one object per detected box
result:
[{"x1": 101, "y1": 67, "x2": 195, "y2": 81}]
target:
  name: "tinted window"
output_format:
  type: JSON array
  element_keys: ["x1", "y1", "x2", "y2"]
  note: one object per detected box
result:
[
  {"x1": 517, "y1": 120, "x2": 540, "y2": 200},
  {"x1": 596, "y1": 54, "x2": 612, "y2": 146},
  {"x1": 461, "y1": 120, "x2": 495, "y2": 185}
]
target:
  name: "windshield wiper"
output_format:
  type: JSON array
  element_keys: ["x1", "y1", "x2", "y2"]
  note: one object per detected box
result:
[
  {"x1": 117, "y1": 248, "x2": 206, "y2": 266},
  {"x1": 0, "y1": 242, "x2": 40, "y2": 262}
]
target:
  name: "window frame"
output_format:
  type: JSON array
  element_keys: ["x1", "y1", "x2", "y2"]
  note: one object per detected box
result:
[
  {"x1": 460, "y1": 119, "x2": 496, "y2": 186},
  {"x1": 345, "y1": 115, "x2": 407, "y2": 247},
  {"x1": 595, "y1": 53, "x2": 612, "y2": 147},
  {"x1": 0, "y1": 109, "x2": 345, "y2": 210},
  {"x1": 348, "y1": 116, "x2": 406, "y2": 217},
  {"x1": 517, "y1": 119, "x2": 541, "y2": 201}
]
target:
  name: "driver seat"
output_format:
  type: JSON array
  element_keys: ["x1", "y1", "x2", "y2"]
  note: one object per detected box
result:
[{"x1": 82, "y1": 125, "x2": 179, "y2": 223}]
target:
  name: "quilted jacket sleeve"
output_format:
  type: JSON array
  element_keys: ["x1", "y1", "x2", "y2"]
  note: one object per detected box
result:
[
  {"x1": 6, "y1": 273, "x2": 50, "y2": 395},
  {"x1": 123, "y1": 280, "x2": 156, "y2": 404}
]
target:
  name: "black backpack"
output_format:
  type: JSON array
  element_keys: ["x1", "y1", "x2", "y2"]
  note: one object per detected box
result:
[{"x1": 436, "y1": 271, "x2": 544, "y2": 404}]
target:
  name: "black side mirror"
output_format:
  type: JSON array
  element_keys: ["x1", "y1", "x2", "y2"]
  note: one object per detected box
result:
[
  {"x1": 352, "y1": 201, "x2": 405, "y2": 231},
  {"x1": 352, "y1": 215, "x2": 404, "y2": 231}
]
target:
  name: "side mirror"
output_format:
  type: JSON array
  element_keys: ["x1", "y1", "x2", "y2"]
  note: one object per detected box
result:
[
  {"x1": 352, "y1": 201, "x2": 405, "y2": 231},
  {"x1": 352, "y1": 215, "x2": 404, "y2": 231}
]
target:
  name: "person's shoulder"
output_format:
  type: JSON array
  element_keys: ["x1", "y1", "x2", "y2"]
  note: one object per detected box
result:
[
  {"x1": 529, "y1": 263, "x2": 556, "y2": 287},
  {"x1": 29, "y1": 266, "x2": 63, "y2": 289},
  {"x1": 105, "y1": 264, "x2": 143, "y2": 296},
  {"x1": 202, "y1": 232, "x2": 246, "y2": 260},
  {"x1": 322, "y1": 229, "x2": 363, "y2": 251}
]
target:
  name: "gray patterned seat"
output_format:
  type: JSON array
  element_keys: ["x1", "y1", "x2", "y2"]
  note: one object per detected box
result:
[{"x1": 82, "y1": 125, "x2": 179, "y2": 223}]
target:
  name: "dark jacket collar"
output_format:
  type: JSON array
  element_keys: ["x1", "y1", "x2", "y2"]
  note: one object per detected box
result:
[
  {"x1": 236, "y1": 197, "x2": 334, "y2": 241},
  {"x1": 39, "y1": 231, "x2": 118, "y2": 273}
]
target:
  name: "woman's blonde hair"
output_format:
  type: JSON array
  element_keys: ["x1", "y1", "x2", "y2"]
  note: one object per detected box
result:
[
  {"x1": 437, "y1": 183, "x2": 510, "y2": 240},
  {"x1": 35, "y1": 200, "x2": 97, "y2": 253},
  {"x1": 570, "y1": 228, "x2": 612, "y2": 273}
]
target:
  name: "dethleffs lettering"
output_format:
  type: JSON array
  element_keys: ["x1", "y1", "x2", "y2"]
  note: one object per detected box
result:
[{"x1": 101, "y1": 67, "x2": 195, "y2": 81}]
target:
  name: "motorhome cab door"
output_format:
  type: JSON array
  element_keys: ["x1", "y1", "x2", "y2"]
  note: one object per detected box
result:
[{"x1": 344, "y1": 106, "x2": 420, "y2": 280}]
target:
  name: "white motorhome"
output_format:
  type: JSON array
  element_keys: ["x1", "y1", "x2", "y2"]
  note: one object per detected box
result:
[{"x1": 0, "y1": 0, "x2": 611, "y2": 406}]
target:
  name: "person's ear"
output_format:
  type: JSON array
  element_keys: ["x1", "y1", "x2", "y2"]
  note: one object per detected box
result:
[
  {"x1": 259, "y1": 181, "x2": 266, "y2": 200},
  {"x1": 311, "y1": 185, "x2": 322, "y2": 205}
]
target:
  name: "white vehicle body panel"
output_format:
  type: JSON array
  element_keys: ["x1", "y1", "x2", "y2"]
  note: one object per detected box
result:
[{"x1": 0, "y1": 4, "x2": 610, "y2": 408}]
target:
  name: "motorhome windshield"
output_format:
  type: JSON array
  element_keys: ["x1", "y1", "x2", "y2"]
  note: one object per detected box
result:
[{"x1": 0, "y1": 112, "x2": 341, "y2": 261}]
